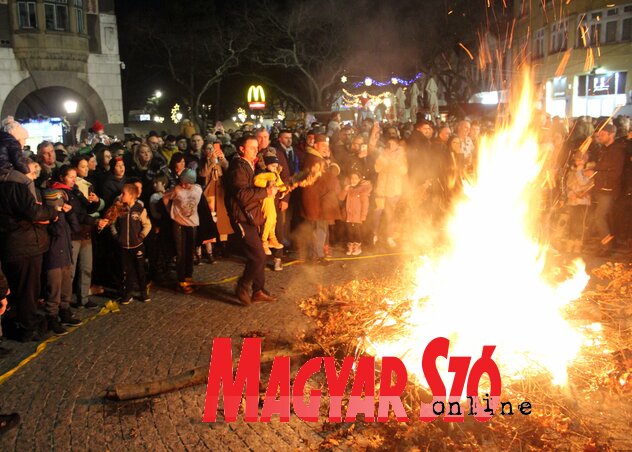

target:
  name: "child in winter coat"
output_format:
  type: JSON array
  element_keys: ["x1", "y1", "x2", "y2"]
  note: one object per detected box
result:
[
  {"x1": 42, "y1": 188, "x2": 82, "y2": 335},
  {"x1": 254, "y1": 154, "x2": 286, "y2": 256},
  {"x1": 162, "y1": 168, "x2": 202, "y2": 293},
  {"x1": 339, "y1": 171, "x2": 372, "y2": 255},
  {"x1": 0, "y1": 117, "x2": 36, "y2": 199},
  {"x1": 565, "y1": 152, "x2": 594, "y2": 253},
  {"x1": 109, "y1": 182, "x2": 152, "y2": 304}
]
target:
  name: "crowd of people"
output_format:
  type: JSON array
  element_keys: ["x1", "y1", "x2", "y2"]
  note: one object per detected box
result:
[{"x1": 0, "y1": 111, "x2": 630, "y2": 343}]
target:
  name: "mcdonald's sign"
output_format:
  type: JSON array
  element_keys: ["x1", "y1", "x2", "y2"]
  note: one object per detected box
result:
[{"x1": 247, "y1": 85, "x2": 266, "y2": 110}]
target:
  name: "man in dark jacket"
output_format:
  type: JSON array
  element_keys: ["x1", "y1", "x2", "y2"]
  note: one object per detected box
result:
[
  {"x1": 0, "y1": 174, "x2": 58, "y2": 341},
  {"x1": 593, "y1": 123, "x2": 626, "y2": 255},
  {"x1": 270, "y1": 129, "x2": 298, "y2": 248},
  {"x1": 225, "y1": 136, "x2": 278, "y2": 305},
  {"x1": 406, "y1": 119, "x2": 434, "y2": 187}
]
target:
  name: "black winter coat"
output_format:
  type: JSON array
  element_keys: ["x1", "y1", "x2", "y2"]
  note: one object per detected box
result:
[
  {"x1": 0, "y1": 182, "x2": 58, "y2": 261},
  {"x1": 51, "y1": 182, "x2": 99, "y2": 241},
  {"x1": 102, "y1": 173, "x2": 126, "y2": 208},
  {"x1": 224, "y1": 157, "x2": 267, "y2": 226},
  {"x1": 44, "y1": 211, "x2": 80, "y2": 270},
  {"x1": 0, "y1": 131, "x2": 29, "y2": 173}
]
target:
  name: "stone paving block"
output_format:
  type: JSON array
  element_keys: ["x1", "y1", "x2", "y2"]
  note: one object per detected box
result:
[{"x1": 0, "y1": 255, "x2": 401, "y2": 450}]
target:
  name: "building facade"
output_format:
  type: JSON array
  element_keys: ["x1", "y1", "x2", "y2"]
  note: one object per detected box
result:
[
  {"x1": 513, "y1": 0, "x2": 632, "y2": 118},
  {"x1": 0, "y1": 0, "x2": 123, "y2": 134}
]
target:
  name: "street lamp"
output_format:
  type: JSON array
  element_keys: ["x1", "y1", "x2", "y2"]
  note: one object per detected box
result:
[
  {"x1": 64, "y1": 100, "x2": 78, "y2": 114},
  {"x1": 155, "y1": 90, "x2": 163, "y2": 99}
]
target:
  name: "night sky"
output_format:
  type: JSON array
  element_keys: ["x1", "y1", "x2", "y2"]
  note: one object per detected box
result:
[{"x1": 113, "y1": 0, "x2": 499, "y2": 119}]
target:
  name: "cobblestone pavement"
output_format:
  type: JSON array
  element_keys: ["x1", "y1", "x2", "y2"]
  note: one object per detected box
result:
[{"x1": 0, "y1": 251, "x2": 403, "y2": 451}]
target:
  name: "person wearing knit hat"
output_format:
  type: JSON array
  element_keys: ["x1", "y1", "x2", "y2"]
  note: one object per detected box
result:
[
  {"x1": 179, "y1": 168, "x2": 197, "y2": 184},
  {"x1": 90, "y1": 120, "x2": 110, "y2": 146},
  {"x1": 42, "y1": 186, "x2": 82, "y2": 335},
  {"x1": 0, "y1": 116, "x2": 37, "y2": 199},
  {"x1": 263, "y1": 154, "x2": 279, "y2": 166},
  {"x1": 43, "y1": 188, "x2": 67, "y2": 209},
  {"x1": 162, "y1": 166, "x2": 203, "y2": 293},
  {"x1": 92, "y1": 120, "x2": 104, "y2": 133}
]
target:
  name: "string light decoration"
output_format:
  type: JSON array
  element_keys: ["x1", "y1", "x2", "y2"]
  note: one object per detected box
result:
[
  {"x1": 236, "y1": 107, "x2": 247, "y2": 123},
  {"x1": 351, "y1": 71, "x2": 423, "y2": 88},
  {"x1": 340, "y1": 88, "x2": 398, "y2": 109},
  {"x1": 170, "y1": 104, "x2": 181, "y2": 123}
]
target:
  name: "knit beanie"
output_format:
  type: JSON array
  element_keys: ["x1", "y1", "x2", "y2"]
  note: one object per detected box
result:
[
  {"x1": 43, "y1": 188, "x2": 66, "y2": 208},
  {"x1": 180, "y1": 168, "x2": 197, "y2": 184}
]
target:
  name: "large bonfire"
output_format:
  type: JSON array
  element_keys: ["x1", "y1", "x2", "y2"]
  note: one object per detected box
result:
[
  {"x1": 366, "y1": 73, "x2": 591, "y2": 388},
  {"x1": 297, "y1": 72, "x2": 632, "y2": 449}
]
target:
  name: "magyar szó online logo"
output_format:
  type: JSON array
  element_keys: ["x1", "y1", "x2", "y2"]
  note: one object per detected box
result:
[{"x1": 202, "y1": 337, "x2": 532, "y2": 423}]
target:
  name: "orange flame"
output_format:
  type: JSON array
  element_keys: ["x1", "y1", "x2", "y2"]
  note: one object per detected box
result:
[{"x1": 366, "y1": 72, "x2": 590, "y2": 389}]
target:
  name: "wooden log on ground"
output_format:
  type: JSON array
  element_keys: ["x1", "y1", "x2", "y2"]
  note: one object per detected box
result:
[{"x1": 104, "y1": 348, "x2": 302, "y2": 401}]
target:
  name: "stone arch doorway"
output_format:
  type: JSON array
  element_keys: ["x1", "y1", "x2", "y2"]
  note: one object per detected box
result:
[
  {"x1": 14, "y1": 86, "x2": 95, "y2": 124},
  {"x1": 1, "y1": 73, "x2": 108, "y2": 127}
]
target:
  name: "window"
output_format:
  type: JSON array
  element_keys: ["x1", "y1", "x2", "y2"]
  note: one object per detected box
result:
[
  {"x1": 623, "y1": 17, "x2": 632, "y2": 40},
  {"x1": 533, "y1": 27, "x2": 545, "y2": 59},
  {"x1": 578, "y1": 4, "x2": 632, "y2": 45},
  {"x1": 76, "y1": 9, "x2": 84, "y2": 33},
  {"x1": 45, "y1": 1, "x2": 69, "y2": 31},
  {"x1": 550, "y1": 20, "x2": 568, "y2": 53},
  {"x1": 606, "y1": 21, "x2": 617, "y2": 42},
  {"x1": 577, "y1": 71, "x2": 628, "y2": 96},
  {"x1": 17, "y1": 1, "x2": 37, "y2": 29}
]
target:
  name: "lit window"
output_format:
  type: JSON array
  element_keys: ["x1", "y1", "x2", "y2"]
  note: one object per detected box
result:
[{"x1": 17, "y1": 1, "x2": 37, "y2": 29}]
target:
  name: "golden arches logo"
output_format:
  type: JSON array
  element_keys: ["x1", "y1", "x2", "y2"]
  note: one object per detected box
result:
[{"x1": 247, "y1": 85, "x2": 266, "y2": 103}]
